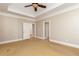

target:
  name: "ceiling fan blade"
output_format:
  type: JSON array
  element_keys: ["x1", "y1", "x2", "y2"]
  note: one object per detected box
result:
[
  {"x1": 38, "y1": 4, "x2": 46, "y2": 8},
  {"x1": 34, "y1": 7, "x2": 37, "y2": 12},
  {"x1": 24, "y1": 5, "x2": 32, "y2": 7}
]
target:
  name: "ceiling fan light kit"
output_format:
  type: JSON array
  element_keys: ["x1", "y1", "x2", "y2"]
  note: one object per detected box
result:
[{"x1": 32, "y1": 3, "x2": 38, "y2": 8}]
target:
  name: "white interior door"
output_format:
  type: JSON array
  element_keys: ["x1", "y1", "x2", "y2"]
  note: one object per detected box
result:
[
  {"x1": 45, "y1": 22, "x2": 49, "y2": 39},
  {"x1": 23, "y1": 23, "x2": 32, "y2": 39}
]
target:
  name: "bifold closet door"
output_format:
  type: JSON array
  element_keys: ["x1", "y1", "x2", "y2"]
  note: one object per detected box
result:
[{"x1": 23, "y1": 23, "x2": 32, "y2": 39}]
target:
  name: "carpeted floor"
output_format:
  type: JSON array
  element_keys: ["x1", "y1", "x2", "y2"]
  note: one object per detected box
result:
[{"x1": 0, "y1": 38, "x2": 79, "y2": 56}]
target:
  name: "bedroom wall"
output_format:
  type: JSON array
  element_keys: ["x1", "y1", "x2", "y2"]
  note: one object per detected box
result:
[
  {"x1": 0, "y1": 15, "x2": 34, "y2": 42},
  {"x1": 36, "y1": 8, "x2": 79, "y2": 46},
  {"x1": 49, "y1": 8, "x2": 79, "y2": 45}
]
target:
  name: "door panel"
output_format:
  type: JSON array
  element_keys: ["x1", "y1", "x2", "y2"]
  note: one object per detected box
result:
[{"x1": 23, "y1": 23, "x2": 32, "y2": 39}]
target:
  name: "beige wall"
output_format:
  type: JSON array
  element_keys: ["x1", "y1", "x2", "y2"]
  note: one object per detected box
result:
[
  {"x1": 50, "y1": 8, "x2": 79, "y2": 45},
  {"x1": 36, "y1": 8, "x2": 79, "y2": 46},
  {"x1": 0, "y1": 15, "x2": 34, "y2": 42}
]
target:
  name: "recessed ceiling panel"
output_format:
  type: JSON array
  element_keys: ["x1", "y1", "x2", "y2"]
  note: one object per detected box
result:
[{"x1": 8, "y1": 3, "x2": 62, "y2": 17}]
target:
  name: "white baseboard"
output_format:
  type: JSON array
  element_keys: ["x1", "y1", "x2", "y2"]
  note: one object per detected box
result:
[
  {"x1": 0, "y1": 39, "x2": 22, "y2": 45},
  {"x1": 35, "y1": 36, "x2": 45, "y2": 40},
  {"x1": 49, "y1": 39, "x2": 79, "y2": 49}
]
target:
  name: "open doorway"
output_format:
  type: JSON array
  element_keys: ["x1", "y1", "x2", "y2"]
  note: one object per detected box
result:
[
  {"x1": 32, "y1": 23, "x2": 36, "y2": 38},
  {"x1": 45, "y1": 22, "x2": 49, "y2": 41}
]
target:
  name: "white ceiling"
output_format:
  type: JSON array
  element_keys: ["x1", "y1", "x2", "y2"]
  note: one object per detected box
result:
[
  {"x1": 8, "y1": 3, "x2": 62, "y2": 17},
  {"x1": 0, "y1": 3, "x2": 79, "y2": 21}
]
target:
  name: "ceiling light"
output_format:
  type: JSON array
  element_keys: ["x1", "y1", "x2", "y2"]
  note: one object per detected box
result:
[{"x1": 32, "y1": 4, "x2": 38, "y2": 8}]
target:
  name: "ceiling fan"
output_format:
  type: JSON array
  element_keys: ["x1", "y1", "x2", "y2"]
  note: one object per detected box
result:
[{"x1": 24, "y1": 3, "x2": 46, "y2": 12}]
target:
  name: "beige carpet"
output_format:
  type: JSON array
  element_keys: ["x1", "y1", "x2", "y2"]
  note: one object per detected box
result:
[{"x1": 0, "y1": 38, "x2": 79, "y2": 56}]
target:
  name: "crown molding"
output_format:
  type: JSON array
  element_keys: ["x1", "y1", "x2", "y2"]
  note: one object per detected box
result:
[
  {"x1": 0, "y1": 12, "x2": 36, "y2": 21},
  {"x1": 8, "y1": 8, "x2": 35, "y2": 18}
]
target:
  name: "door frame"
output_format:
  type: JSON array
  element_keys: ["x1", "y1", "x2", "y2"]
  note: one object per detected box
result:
[
  {"x1": 22, "y1": 22, "x2": 36, "y2": 40},
  {"x1": 43, "y1": 20, "x2": 51, "y2": 40},
  {"x1": 32, "y1": 23, "x2": 36, "y2": 37}
]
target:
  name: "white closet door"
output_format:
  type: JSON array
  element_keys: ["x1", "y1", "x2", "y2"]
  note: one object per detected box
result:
[{"x1": 23, "y1": 23, "x2": 32, "y2": 39}]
